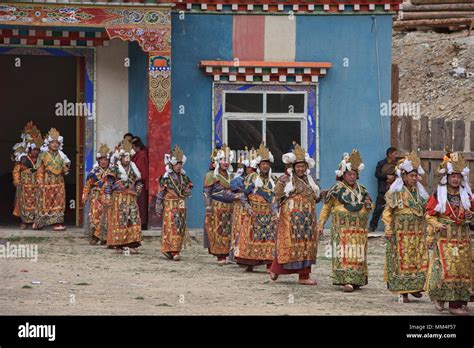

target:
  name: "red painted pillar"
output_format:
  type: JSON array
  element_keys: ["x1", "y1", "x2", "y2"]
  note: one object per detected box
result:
[{"x1": 147, "y1": 53, "x2": 171, "y2": 228}]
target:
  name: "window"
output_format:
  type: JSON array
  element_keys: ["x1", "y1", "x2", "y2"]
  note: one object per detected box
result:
[{"x1": 223, "y1": 91, "x2": 307, "y2": 173}]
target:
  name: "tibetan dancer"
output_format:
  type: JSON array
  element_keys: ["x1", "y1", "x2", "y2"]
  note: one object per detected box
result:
[
  {"x1": 106, "y1": 139, "x2": 143, "y2": 253},
  {"x1": 203, "y1": 144, "x2": 240, "y2": 265},
  {"x1": 155, "y1": 145, "x2": 193, "y2": 261},
  {"x1": 235, "y1": 143, "x2": 277, "y2": 272},
  {"x1": 382, "y1": 152, "x2": 430, "y2": 302},
  {"x1": 269, "y1": 142, "x2": 321, "y2": 285},
  {"x1": 425, "y1": 151, "x2": 473, "y2": 315},
  {"x1": 82, "y1": 144, "x2": 113, "y2": 245},
  {"x1": 229, "y1": 148, "x2": 257, "y2": 263},
  {"x1": 34, "y1": 128, "x2": 71, "y2": 231},
  {"x1": 317, "y1": 150, "x2": 373, "y2": 292},
  {"x1": 12, "y1": 122, "x2": 43, "y2": 229}
]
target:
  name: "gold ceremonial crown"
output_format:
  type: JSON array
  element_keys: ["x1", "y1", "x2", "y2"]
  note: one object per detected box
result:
[
  {"x1": 348, "y1": 149, "x2": 362, "y2": 170},
  {"x1": 33, "y1": 136, "x2": 43, "y2": 149},
  {"x1": 47, "y1": 128, "x2": 61, "y2": 140},
  {"x1": 292, "y1": 141, "x2": 306, "y2": 162},
  {"x1": 256, "y1": 142, "x2": 271, "y2": 161},
  {"x1": 450, "y1": 152, "x2": 468, "y2": 173},
  {"x1": 436, "y1": 149, "x2": 468, "y2": 176},
  {"x1": 23, "y1": 121, "x2": 42, "y2": 147},
  {"x1": 171, "y1": 144, "x2": 184, "y2": 162},
  {"x1": 23, "y1": 121, "x2": 41, "y2": 137},
  {"x1": 97, "y1": 143, "x2": 111, "y2": 158},
  {"x1": 405, "y1": 151, "x2": 421, "y2": 169}
]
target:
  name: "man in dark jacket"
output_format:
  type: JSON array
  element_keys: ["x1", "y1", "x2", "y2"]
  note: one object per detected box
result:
[{"x1": 369, "y1": 147, "x2": 397, "y2": 232}]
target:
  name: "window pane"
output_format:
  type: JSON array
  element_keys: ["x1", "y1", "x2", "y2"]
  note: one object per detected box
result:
[
  {"x1": 267, "y1": 93, "x2": 305, "y2": 113},
  {"x1": 225, "y1": 93, "x2": 263, "y2": 113},
  {"x1": 266, "y1": 120, "x2": 301, "y2": 173},
  {"x1": 227, "y1": 120, "x2": 263, "y2": 162}
]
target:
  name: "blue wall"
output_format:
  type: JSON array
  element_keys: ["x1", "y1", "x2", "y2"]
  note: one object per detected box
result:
[
  {"x1": 171, "y1": 14, "x2": 392, "y2": 228},
  {"x1": 128, "y1": 41, "x2": 148, "y2": 144},
  {"x1": 296, "y1": 15, "x2": 392, "y2": 214},
  {"x1": 171, "y1": 14, "x2": 234, "y2": 228}
]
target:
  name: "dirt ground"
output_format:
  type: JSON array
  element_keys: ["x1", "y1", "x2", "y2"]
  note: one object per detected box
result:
[
  {"x1": 0, "y1": 233, "x2": 462, "y2": 316},
  {"x1": 392, "y1": 30, "x2": 473, "y2": 121}
]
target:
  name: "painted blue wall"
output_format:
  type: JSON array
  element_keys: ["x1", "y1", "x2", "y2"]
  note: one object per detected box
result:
[
  {"x1": 128, "y1": 41, "x2": 148, "y2": 144},
  {"x1": 296, "y1": 15, "x2": 392, "y2": 219},
  {"x1": 171, "y1": 14, "x2": 234, "y2": 228},
  {"x1": 171, "y1": 14, "x2": 392, "y2": 229}
]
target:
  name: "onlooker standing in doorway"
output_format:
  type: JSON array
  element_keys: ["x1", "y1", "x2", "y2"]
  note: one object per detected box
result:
[
  {"x1": 131, "y1": 137, "x2": 149, "y2": 230},
  {"x1": 369, "y1": 147, "x2": 397, "y2": 232}
]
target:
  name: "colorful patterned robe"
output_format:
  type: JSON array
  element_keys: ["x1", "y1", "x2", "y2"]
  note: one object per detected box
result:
[
  {"x1": 12, "y1": 155, "x2": 38, "y2": 224},
  {"x1": 318, "y1": 181, "x2": 373, "y2": 286},
  {"x1": 382, "y1": 186, "x2": 428, "y2": 294},
  {"x1": 425, "y1": 191, "x2": 473, "y2": 303},
  {"x1": 156, "y1": 171, "x2": 193, "y2": 253},
  {"x1": 34, "y1": 151, "x2": 68, "y2": 228},
  {"x1": 82, "y1": 166, "x2": 111, "y2": 242},
  {"x1": 273, "y1": 174, "x2": 319, "y2": 270},
  {"x1": 203, "y1": 171, "x2": 238, "y2": 257},
  {"x1": 235, "y1": 172, "x2": 277, "y2": 265},
  {"x1": 229, "y1": 174, "x2": 246, "y2": 262},
  {"x1": 105, "y1": 164, "x2": 143, "y2": 248}
]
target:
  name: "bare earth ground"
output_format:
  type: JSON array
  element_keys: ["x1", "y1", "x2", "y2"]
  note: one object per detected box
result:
[
  {"x1": 393, "y1": 30, "x2": 473, "y2": 121},
  {"x1": 0, "y1": 232, "x2": 461, "y2": 316}
]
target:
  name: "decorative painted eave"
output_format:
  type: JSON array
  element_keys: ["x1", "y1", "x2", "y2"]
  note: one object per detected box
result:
[
  {"x1": 200, "y1": 60, "x2": 332, "y2": 83},
  {"x1": 165, "y1": 0, "x2": 401, "y2": 13},
  {"x1": 4, "y1": 0, "x2": 400, "y2": 14},
  {"x1": 0, "y1": 27, "x2": 109, "y2": 47}
]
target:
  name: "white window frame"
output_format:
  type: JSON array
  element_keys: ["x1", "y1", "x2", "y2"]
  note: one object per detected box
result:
[{"x1": 222, "y1": 90, "x2": 308, "y2": 174}]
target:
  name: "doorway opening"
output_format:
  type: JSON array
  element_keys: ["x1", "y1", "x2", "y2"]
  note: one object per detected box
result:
[{"x1": 0, "y1": 53, "x2": 85, "y2": 227}]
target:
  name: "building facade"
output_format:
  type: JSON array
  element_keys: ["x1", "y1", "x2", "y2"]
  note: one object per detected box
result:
[{"x1": 0, "y1": 0, "x2": 400, "y2": 228}]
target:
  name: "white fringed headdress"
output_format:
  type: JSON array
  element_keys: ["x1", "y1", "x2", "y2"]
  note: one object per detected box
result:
[
  {"x1": 281, "y1": 142, "x2": 319, "y2": 197},
  {"x1": 213, "y1": 144, "x2": 235, "y2": 178},
  {"x1": 93, "y1": 143, "x2": 112, "y2": 169},
  {"x1": 113, "y1": 138, "x2": 139, "y2": 180},
  {"x1": 388, "y1": 151, "x2": 429, "y2": 199},
  {"x1": 12, "y1": 121, "x2": 43, "y2": 162},
  {"x1": 335, "y1": 149, "x2": 365, "y2": 178},
  {"x1": 434, "y1": 151, "x2": 472, "y2": 213},
  {"x1": 163, "y1": 144, "x2": 187, "y2": 178},
  {"x1": 253, "y1": 142, "x2": 275, "y2": 192},
  {"x1": 42, "y1": 127, "x2": 71, "y2": 164}
]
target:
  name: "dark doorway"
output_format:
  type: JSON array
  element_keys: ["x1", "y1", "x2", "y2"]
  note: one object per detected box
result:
[{"x1": 0, "y1": 54, "x2": 80, "y2": 226}]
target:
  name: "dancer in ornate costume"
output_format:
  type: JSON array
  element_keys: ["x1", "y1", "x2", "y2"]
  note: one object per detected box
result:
[
  {"x1": 12, "y1": 122, "x2": 43, "y2": 229},
  {"x1": 425, "y1": 151, "x2": 473, "y2": 315},
  {"x1": 382, "y1": 152, "x2": 430, "y2": 302},
  {"x1": 317, "y1": 150, "x2": 373, "y2": 292},
  {"x1": 82, "y1": 143, "x2": 113, "y2": 245},
  {"x1": 235, "y1": 143, "x2": 277, "y2": 272},
  {"x1": 34, "y1": 128, "x2": 71, "y2": 231},
  {"x1": 155, "y1": 145, "x2": 193, "y2": 261},
  {"x1": 106, "y1": 139, "x2": 143, "y2": 253},
  {"x1": 270, "y1": 142, "x2": 321, "y2": 285},
  {"x1": 203, "y1": 144, "x2": 240, "y2": 265}
]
